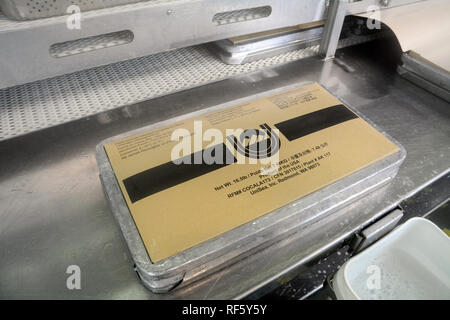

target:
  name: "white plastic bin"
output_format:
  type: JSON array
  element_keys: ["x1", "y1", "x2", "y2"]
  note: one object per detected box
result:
[{"x1": 333, "y1": 217, "x2": 450, "y2": 299}]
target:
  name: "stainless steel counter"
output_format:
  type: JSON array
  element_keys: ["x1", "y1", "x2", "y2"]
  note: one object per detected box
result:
[{"x1": 0, "y1": 40, "x2": 449, "y2": 299}]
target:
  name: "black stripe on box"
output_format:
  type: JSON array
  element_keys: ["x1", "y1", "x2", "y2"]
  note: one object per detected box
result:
[
  {"x1": 123, "y1": 143, "x2": 236, "y2": 203},
  {"x1": 274, "y1": 104, "x2": 357, "y2": 141}
]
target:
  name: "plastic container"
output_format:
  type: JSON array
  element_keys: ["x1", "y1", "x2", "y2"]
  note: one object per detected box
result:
[{"x1": 333, "y1": 217, "x2": 450, "y2": 300}]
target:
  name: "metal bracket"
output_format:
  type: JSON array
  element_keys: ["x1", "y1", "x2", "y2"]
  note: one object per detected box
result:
[
  {"x1": 319, "y1": 0, "x2": 347, "y2": 60},
  {"x1": 319, "y1": 0, "x2": 427, "y2": 60},
  {"x1": 347, "y1": 0, "x2": 427, "y2": 15},
  {"x1": 350, "y1": 208, "x2": 404, "y2": 252}
]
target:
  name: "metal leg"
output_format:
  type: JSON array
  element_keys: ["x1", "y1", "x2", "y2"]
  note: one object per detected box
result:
[{"x1": 319, "y1": 0, "x2": 348, "y2": 60}]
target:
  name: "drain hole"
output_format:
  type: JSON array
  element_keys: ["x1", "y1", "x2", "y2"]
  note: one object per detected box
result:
[
  {"x1": 213, "y1": 6, "x2": 272, "y2": 26},
  {"x1": 50, "y1": 30, "x2": 134, "y2": 58}
]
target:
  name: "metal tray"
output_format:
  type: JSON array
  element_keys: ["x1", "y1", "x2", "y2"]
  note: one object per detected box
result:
[
  {"x1": 96, "y1": 82, "x2": 406, "y2": 293},
  {"x1": 209, "y1": 16, "x2": 384, "y2": 65},
  {"x1": 211, "y1": 22, "x2": 324, "y2": 65}
]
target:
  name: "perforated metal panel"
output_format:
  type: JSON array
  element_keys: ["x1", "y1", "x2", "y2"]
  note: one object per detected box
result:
[
  {"x1": 212, "y1": 6, "x2": 272, "y2": 25},
  {"x1": 0, "y1": 0, "x2": 330, "y2": 89},
  {"x1": 0, "y1": 34, "x2": 382, "y2": 141},
  {"x1": 50, "y1": 30, "x2": 134, "y2": 58},
  {"x1": 0, "y1": 0, "x2": 161, "y2": 20},
  {"x1": 0, "y1": 1, "x2": 157, "y2": 30}
]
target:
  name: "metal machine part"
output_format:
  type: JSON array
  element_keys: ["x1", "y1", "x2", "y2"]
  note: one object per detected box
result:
[
  {"x1": 319, "y1": 0, "x2": 347, "y2": 60},
  {"x1": 0, "y1": 0, "x2": 328, "y2": 89},
  {"x1": 398, "y1": 51, "x2": 450, "y2": 102},
  {"x1": 0, "y1": 32, "x2": 390, "y2": 142},
  {"x1": 96, "y1": 82, "x2": 406, "y2": 292},
  {"x1": 354, "y1": 0, "x2": 450, "y2": 101},
  {"x1": 0, "y1": 0, "x2": 149, "y2": 20},
  {"x1": 319, "y1": 0, "x2": 428, "y2": 60},
  {"x1": 350, "y1": 208, "x2": 404, "y2": 252},
  {"x1": 398, "y1": 66, "x2": 450, "y2": 103},
  {"x1": 210, "y1": 16, "x2": 387, "y2": 65},
  {"x1": 357, "y1": 0, "x2": 450, "y2": 72},
  {"x1": 0, "y1": 0, "x2": 426, "y2": 89},
  {"x1": 210, "y1": 22, "x2": 325, "y2": 65}
]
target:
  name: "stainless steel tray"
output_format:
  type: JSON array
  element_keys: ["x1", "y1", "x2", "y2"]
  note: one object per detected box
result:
[
  {"x1": 95, "y1": 82, "x2": 406, "y2": 293},
  {"x1": 211, "y1": 22, "x2": 324, "y2": 65},
  {"x1": 209, "y1": 16, "x2": 385, "y2": 65}
]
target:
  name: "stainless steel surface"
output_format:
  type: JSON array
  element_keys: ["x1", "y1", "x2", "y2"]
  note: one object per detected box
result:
[
  {"x1": 398, "y1": 66, "x2": 450, "y2": 103},
  {"x1": 0, "y1": 0, "x2": 328, "y2": 89},
  {"x1": 401, "y1": 52, "x2": 450, "y2": 91},
  {"x1": 398, "y1": 52, "x2": 450, "y2": 102},
  {"x1": 96, "y1": 82, "x2": 405, "y2": 293},
  {"x1": 352, "y1": 208, "x2": 404, "y2": 252},
  {"x1": 317, "y1": 0, "x2": 428, "y2": 59},
  {"x1": 346, "y1": 0, "x2": 426, "y2": 14},
  {"x1": 211, "y1": 25, "x2": 323, "y2": 65},
  {"x1": 0, "y1": 0, "x2": 151, "y2": 20},
  {"x1": 0, "y1": 32, "x2": 385, "y2": 141},
  {"x1": 212, "y1": 5, "x2": 272, "y2": 26},
  {"x1": 0, "y1": 45, "x2": 322, "y2": 141},
  {"x1": 0, "y1": 41, "x2": 449, "y2": 299},
  {"x1": 319, "y1": 0, "x2": 347, "y2": 60},
  {"x1": 49, "y1": 30, "x2": 135, "y2": 58},
  {"x1": 356, "y1": 0, "x2": 450, "y2": 71},
  {"x1": 0, "y1": 0, "x2": 427, "y2": 89}
]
